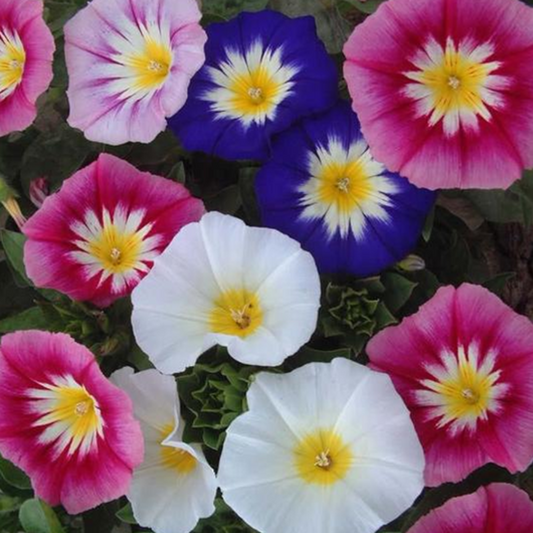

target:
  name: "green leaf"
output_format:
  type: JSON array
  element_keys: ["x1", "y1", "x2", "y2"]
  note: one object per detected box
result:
[
  {"x1": 20, "y1": 125, "x2": 92, "y2": 193},
  {"x1": 19, "y1": 499, "x2": 64, "y2": 533},
  {"x1": 0, "y1": 307, "x2": 50, "y2": 334},
  {"x1": 269, "y1": 0, "x2": 351, "y2": 53},
  {"x1": 0, "y1": 456, "x2": 31, "y2": 490},
  {"x1": 381, "y1": 273, "x2": 418, "y2": 313},
  {"x1": 1, "y1": 229, "x2": 31, "y2": 286},
  {"x1": 128, "y1": 345, "x2": 154, "y2": 371},
  {"x1": 287, "y1": 346, "x2": 351, "y2": 369},
  {"x1": 462, "y1": 171, "x2": 533, "y2": 226},
  {"x1": 204, "y1": 185, "x2": 242, "y2": 215},
  {"x1": 116, "y1": 502, "x2": 136, "y2": 525},
  {"x1": 422, "y1": 205, "x2": 435, "y2": 242},
  {"x1": 345, "y1": 0, "x2": 387, "y2": 14},
  {"x1": 481, "y1": 272, "x2": 516, "y2": 296},
  {"x1": 202, "y1": 0, "x2": 268, "y2": 18},
  {"x1": 239, "y1": 167, "x2": 261, "y2": 225}
]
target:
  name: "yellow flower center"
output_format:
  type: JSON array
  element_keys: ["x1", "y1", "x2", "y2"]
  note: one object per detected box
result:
[
  {"x1": 316, "y1": 160, "x2": 374, "y2": 217},
  {"x1": 88, "y1": 224, "x2": 144, "y2": 275},
  {"x1": 294, "y1": 428, "x2": 354, "y2": 486},
  {"x1": 228, "y1": 66, "x2": 285, "y2": 119},
  {"x1": 30, "y1": 377, "x2": 103, "y2": 455},
  {"x1": 417, "y1": 345, "x2": 508, "y2": 432},
  {"x1": 122, "y1": 30, "x2": 172, "y2": 93},
  {"x1": 405, "y1": 38, "x2": 505, "y2": 135},
  {"x1": 159, "y1": 424, "x2": 197, "y2": 474},
  {"x1": 0, "y1": 29, "x2": 25, "y2": 99},
  {"x1": 204, "y1": 44, "x2": 298, "y2": 125},
  {"x1": 209, "y1": 289, "x2": 263, "y2": 338}
]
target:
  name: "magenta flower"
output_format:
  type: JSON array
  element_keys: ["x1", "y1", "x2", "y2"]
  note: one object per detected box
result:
[
  {"x1": 367, "y1": 284, "x2": 533, "y2": 486},
  {"x1": 64, "y1": 0, "x2": 206, "y2": 145},
  {"x1": 23, "y1": 154, "x2": 205, "y2": 308},
  {"x1": 344, "y1": 0, "x2": 533, "y2": 190},
  {"x1": 407, "y1": 483, "x2": 533, "y2": 533},
  {"x1": 0, "y1": 331, "x2": 143, "y2": 514},
  {"x1": 0, "y1": 0, "x2": 54, "y2": 136}
]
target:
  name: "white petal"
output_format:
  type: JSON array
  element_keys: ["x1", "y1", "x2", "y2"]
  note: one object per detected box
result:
[
  {"x1": 130, "y1": 454, "x2": 217, "y2": 533},
  {"x1": 110, "y1": 368, "x2": 178, "y2": 432},
  {"x1": 218, "y1": 359, "x2": 425, "y2": 533}
]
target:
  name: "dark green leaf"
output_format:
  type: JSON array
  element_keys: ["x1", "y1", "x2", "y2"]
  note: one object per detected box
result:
[
  {"x1": 269, "y1": 0, "x2": 351, "y2": 53},
  {"x1": 0, "y1": 456, "x2": 31, "y2": 490},
  {"x1": 345, "y1": 0, "x2": 387, "y2": 14},
  {"x1": 19, "y1": 499, "x2": 64, "y2": 533},
  {"x1": 462, "y1": 171, "x2": 533, "y2": 226},
  {"x1": 1, "y1": 230, "x2": 31, "y2": 286},
  {"x1": 0, "y1": 307, "x2": 51, "y2": 334},
  {"x1": 20, "y1": 125, "x2": 92, "y2": 193},
  {"x1": 116, "y1": 502, "x2": 136, "y2": 525},
  {"x1": 381, "y1": 273, "x2": 418, "y2": 313}
]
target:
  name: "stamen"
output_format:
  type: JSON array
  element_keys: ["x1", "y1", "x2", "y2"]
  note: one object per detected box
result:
[
  {"x1": 75, "y1": 401, "x2": 89, "y2": 416},
  {"x1": 461, "y1": 388, "x2": 480, "y2": 404},
  {"x1": 109, "y1": 247, "x2": 122, "y2": 264},
  {"x1": 335, "y1": 177, "x2": 350, "y2": 193},
  {"x1": 147, "y1": 60, "x2": 165, "y2": 72},
  {"x1": 230, "y1": 304, "x2": 252, "y2": 329},
  {"x1": 247, "y1": 87, "x2": 263, "y2": 101},
  {"x1": 314, "y1": 450, "x2": 332, "y2": 469},
  {"x1": 447, "y1": 76, "x2": 461, "y2": 90}
]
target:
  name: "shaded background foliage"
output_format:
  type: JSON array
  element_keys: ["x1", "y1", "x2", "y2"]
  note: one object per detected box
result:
[{"x1": 1, "y1": 0, "x2": 533, "y2": 532}]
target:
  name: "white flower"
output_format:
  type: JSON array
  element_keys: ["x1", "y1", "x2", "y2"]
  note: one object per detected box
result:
[
  {"x1": 131, "y1": 212, "x2": 321, "y2": 373},
  {"x1": 111, "y1": 368, "x2": 217, "y2": 533},
  {"x1": 218, "y1": 358, "x2": 425, "y2": 533}
]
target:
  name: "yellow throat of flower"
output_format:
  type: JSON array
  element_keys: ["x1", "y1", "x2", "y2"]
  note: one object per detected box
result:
[
  {"x1": 209, "y1": 289, "x2": 263, "y2": 337},
  {"x1": 316, "y1": 159, "x2": 374, "y2": 217},
  {"x1": 294, "y1": 428, "x2": 353, "y2": 485},
  {"x1": 0, "y1": 29, "x2": 25, "y2": 98},
  {"x1": 160, "y1": 423, "x2": 197, "y2": 474}
]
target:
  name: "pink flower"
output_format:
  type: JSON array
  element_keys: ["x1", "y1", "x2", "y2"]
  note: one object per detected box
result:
[
  {"x1": 0, "y1": 331, "x2": 143, "y2": 514},
  {"x1": 23, "y1": 154, "x2": 205, "y2": 308},
  {"x1": 64, "y1": 0, "x2": 206, "y2": 145},
  {"x1": 0, "y1": 0, "x2": 54, "y2": 136},
  {"x1": 406, "y1": 483, "x2": 533, "y2": 533},
  {"x1": 343, "y1": 0, "x2": 533, "y2": 190},
  {"x1": 367, "y1": 283, "x2": 533, "y2": 486}
]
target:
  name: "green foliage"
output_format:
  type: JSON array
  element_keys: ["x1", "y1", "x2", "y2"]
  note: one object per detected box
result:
[
  {"x1": 0, "y1": 456, "x2": 32, "y2": 491},
  {"x1": 194, "y1": 499, "x2": 256, "y2": 533},
  {"x1": 321, "y1": 275, "x2": 407, "y2": 355},
  {"x1": 19, "y1": 499, "x2": 65, "y2": 533},
  {"x1": 344, "y1": 0, "x2": 387, "y2": 14},
  {"x1": 178, "y1": 350, "x2": 255, "y2": 449},
  {"x1": 1, "y1": 229, "x2": 32, "y2": 286},
  {"x1": 202, "y1": 0, "x2": 268, "y2": 18},
  {"x1": 268, "y1": 0, "x2": 351, "y2": 53}
]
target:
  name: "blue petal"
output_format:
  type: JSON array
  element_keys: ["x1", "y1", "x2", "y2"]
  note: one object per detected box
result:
[
  {"x1": 255, "y1": 101, "x2": 437, "y2": 276},
  {"x1": 168, "y1": 10, "x2": 338, "y2": 161}
]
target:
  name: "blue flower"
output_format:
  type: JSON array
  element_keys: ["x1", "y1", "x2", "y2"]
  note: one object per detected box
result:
[
  {"x1": 255, "y1": 101, "x2": 436, "y2": 276},
  {"x1": 168, "y1": 10, "x2": 338, "y2": 161}
]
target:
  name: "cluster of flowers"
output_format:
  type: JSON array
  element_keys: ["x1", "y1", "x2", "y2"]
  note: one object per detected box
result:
[{"x1": 1, "y1": 0, "x2": 533, "y2": 532}]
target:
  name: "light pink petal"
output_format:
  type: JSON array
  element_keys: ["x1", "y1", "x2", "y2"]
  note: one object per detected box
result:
[{"x1": 64, "y1": 0, "x2": 205, "y2": 145}]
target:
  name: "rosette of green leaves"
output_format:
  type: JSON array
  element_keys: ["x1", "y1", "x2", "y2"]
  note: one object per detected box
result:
[
  {"x1": 321, "y1": 273, "x2": 418, "y2": 355},
  {"x1": 178, "y1": 356, "x2": 255, "y2": 450}
]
